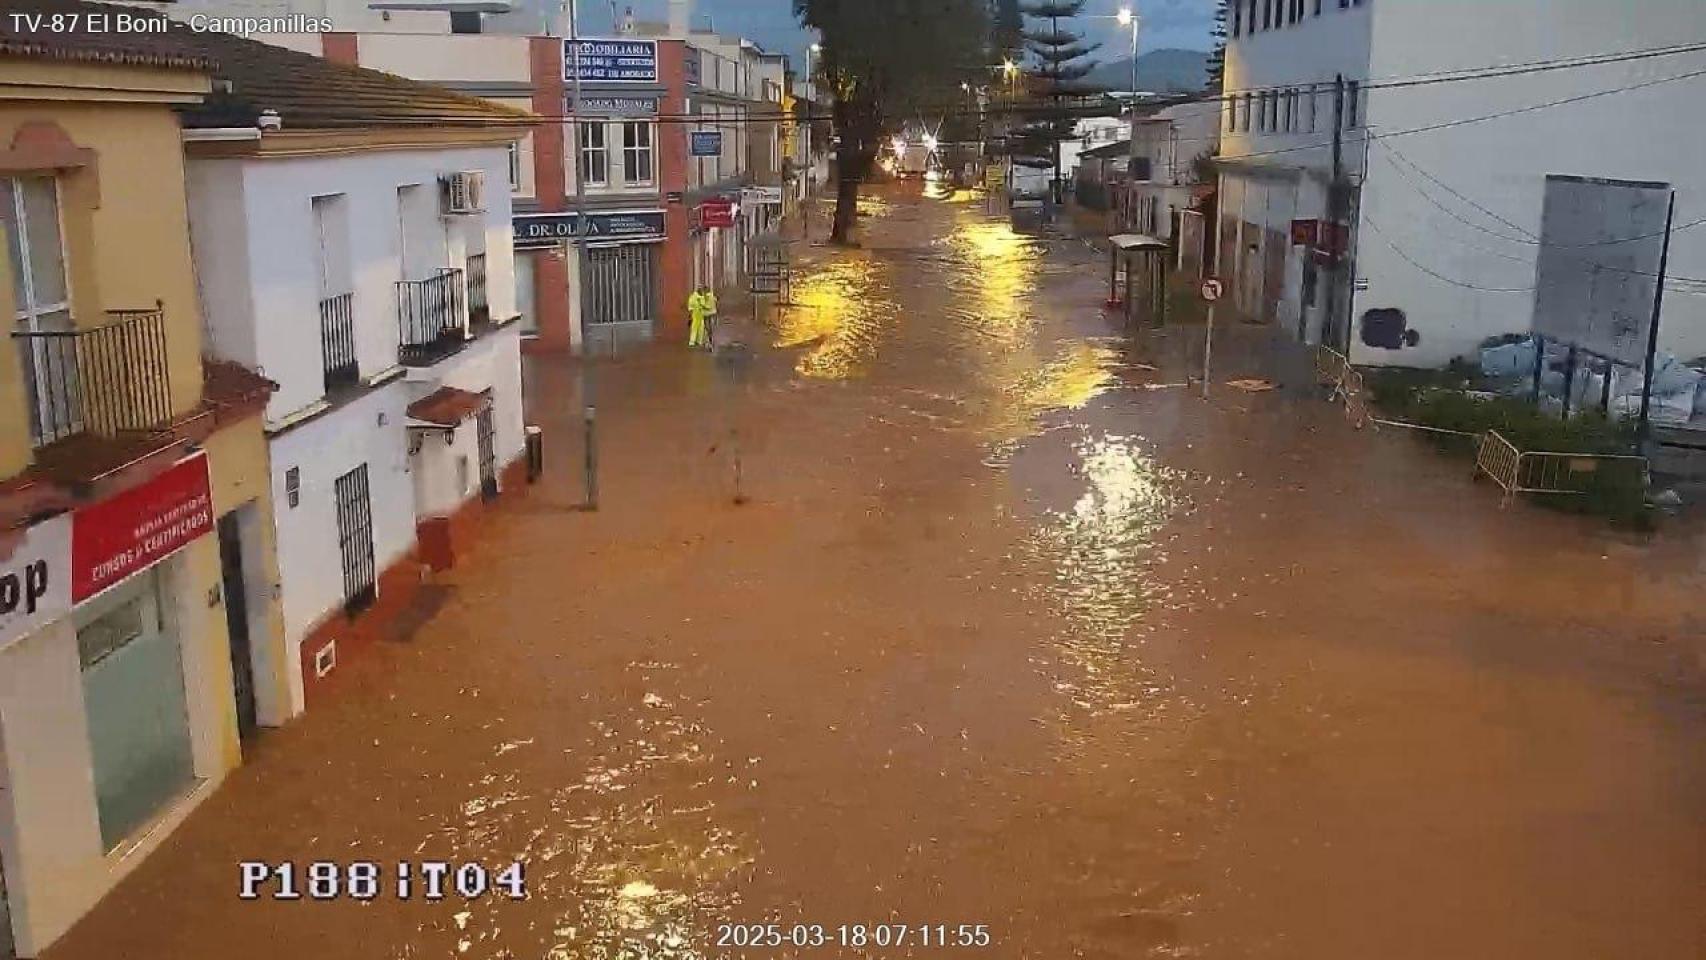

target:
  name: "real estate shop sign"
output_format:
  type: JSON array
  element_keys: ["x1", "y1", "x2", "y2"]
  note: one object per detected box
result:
[
  {"x1": 0, "y1": 513, "x2": 71, "y2": 651},
  {"x1": 564, "y1": 39, "x2": 658, "y2": 84},
  {"x1": 71, "y1": 453, "x2": 214, "y2": 603},
  {"x1": 513, "y1": 210, "x2": 667, "y2": 249}
]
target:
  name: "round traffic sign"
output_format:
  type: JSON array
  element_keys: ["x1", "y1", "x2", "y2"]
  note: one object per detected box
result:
[{"x1": 1200, "y1": 279, "x2": 1224, "y2": 302}]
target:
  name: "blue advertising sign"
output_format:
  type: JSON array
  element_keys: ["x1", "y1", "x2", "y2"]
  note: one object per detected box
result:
[
  {"x1": 564, "y1": 39, "x2": 658, "y2": 83},
  {"x1": 513, "y1": 211, "x2": 667, "y2": 249},
  {"x1": 689, "y1": 131, "x2": 723, "y2": 157}
]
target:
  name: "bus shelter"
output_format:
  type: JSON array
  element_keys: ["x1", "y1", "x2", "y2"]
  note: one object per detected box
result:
[{"x1": 1107, "y1": 233, "x2": 1169, "y2": 326}]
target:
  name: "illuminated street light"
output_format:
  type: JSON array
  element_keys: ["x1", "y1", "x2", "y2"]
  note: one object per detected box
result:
[
  {"x1": 1117, "y1": 7, "x2": 1133, "y2": 25},
  {"x1": 892, "y1": 135, "x2": 907, "y2": 154},
  {"x1": 923, "y1": 134, "x2": 938, "y2": 151}
]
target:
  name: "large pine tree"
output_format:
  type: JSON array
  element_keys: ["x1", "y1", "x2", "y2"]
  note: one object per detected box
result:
[
  {"x1": 1206, "y1": 0, "x2": 1228, "y2": 91},
  {"x1": 1013, "y1": 1, "x2": 1101, "y2": 200}
]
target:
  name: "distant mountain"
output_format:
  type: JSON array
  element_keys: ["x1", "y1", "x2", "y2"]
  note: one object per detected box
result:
[{"x1": 1087, "y1": 48, "x2": 1211, "y2": 95}]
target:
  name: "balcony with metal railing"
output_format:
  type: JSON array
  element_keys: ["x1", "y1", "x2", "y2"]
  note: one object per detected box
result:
[
  {"x1": 11, "y1": 306, "x2": 173, "y2": 448},
  {"x1": 466, "y1": 253, "x2": 489, "y2": 330},
  {"x1": 395, "y1": 268, "x2": 467, "y2": 366},
  {"x1": 319, "y1": 292, "x2": 359, "y2": 394}
]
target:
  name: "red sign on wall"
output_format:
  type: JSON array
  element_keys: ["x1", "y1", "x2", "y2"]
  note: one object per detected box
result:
[
  {"x1": 698, "y1": 199, "x2": 736, "y2": 229},
  {"x1": 1289, "y1": 218, "x2": 1319, "y2": 246},
  {"x1": 72, "y1": 454, "x2": 214, "y2": 602}
]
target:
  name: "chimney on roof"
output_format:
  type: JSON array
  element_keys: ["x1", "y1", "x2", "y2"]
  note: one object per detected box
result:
[{"x1": 667, "y1": 0, "x2": 691, "y2": 36}]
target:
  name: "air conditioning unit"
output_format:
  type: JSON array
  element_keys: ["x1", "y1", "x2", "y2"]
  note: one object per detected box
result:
[{"x1": 439, "y1": 171, "x2": 486, "y2": 215}]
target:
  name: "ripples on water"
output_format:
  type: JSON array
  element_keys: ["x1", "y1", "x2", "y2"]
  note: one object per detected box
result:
[
  {"x1": 771, "y1": 257, "x2": 893, "y2": 380},
  {"x1": 412, "y1": 666, "x2": 750, "y2": 960},
  {"x1": 1027, "y1": 433, "x2": 1187, "y2": 717}
]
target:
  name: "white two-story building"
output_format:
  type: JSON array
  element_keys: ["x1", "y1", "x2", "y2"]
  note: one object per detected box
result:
[
  {"x1": 1220, "y1": 0, "x2": 1706, "y2": 367},
  {"x1": 1125, "y1": 99, "x2": 1220, "y2": 251},
  {"x1": 180, "y1": 31, "x2": 531, "y2": 707}
]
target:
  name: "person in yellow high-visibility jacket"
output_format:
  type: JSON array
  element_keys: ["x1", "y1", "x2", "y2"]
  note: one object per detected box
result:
[
  {"x1": 687, "y1": 286, "x2": 711, "y2": 349},
  {"x1": 701, "y1": 287, "x2": 718, "y2": 346}
]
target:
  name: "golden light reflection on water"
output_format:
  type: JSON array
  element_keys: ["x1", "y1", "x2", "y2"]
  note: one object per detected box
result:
[
  {"x1": 981, "y1": 342, "x2": 1119, "y2": 458},
  {"x1": 1030, "y1": 435, "x2": 1183, "y2": 714},
  {"x1": 771, "y1": 258, "x2": 893, "y2": 380},
  {"x1": 947, "y1": 220, "x2": 1037, "y2": 346}
]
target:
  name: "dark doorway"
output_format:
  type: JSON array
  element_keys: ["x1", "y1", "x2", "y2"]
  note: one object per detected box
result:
[
  {"x1": 476, "y1": 405, "x2": 498, "y2": 501},
  {"x1": 335, "y1": 464, "x2": 377, "y2": 614},
  {"x1": 217, "y1": 511, "x2": 258, "y2": 741}
]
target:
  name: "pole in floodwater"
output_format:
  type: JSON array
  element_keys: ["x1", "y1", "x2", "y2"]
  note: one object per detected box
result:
[
  {"x1": 1637, "y1": 190, "x2": 1676, "y2": 443},
  {"x1": 1199, "y1": 278, "x2": 1223, "y2": 399}
]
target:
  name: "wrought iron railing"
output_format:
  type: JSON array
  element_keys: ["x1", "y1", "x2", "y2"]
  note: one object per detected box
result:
[
  {"x1": 12, "y1": 306, "x2": 173, "y2": 446},
  {"x1": 466, "y1": 253, "x2": 489, "y2": 328},
  {"x1": 319, "y1": 292, "x2": 359, "y2": 393},
  {"x1": 396, "y1": 268, "x2": 467, "y2": 366}
]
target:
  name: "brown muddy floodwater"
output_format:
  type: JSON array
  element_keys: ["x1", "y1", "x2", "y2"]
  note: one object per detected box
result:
[{"x1": 48, "y1": 184, "x2": 1706, "y2": 960}]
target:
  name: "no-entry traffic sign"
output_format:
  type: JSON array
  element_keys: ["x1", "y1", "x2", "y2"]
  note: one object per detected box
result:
[{"x1": 1200, "y1": 279, "x2": 1224, "y2": 302}]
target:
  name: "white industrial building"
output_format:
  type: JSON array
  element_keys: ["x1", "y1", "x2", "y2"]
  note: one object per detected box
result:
[
  {"x1": 1218, "y1": 0, "x2": 1706, "y2": 368},
  {"x1": 182, "y1": 33, "x2": 530, "y2": 708}
]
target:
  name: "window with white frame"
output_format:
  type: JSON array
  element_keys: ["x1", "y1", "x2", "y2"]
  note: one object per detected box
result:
[
  {"x1": 622, "y1": 121, "x2": 654, "y2": 185},
  {"x1": 3, "y1": 175, "x2": 74, "y2": 444},
  {"x1": 578, "y1": 121, "x2": 608, "y2": 187},
  {"x1": 3, "y1": 176, "x2": 70, "y2": 333}
]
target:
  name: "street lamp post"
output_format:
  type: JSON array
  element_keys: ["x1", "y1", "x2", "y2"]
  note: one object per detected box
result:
[
  {"x1": 1116, "y1": 7, "x2": 1139, "y2": 99},
  {"x1": 804, "y1": 41, "x2": 822, "y2": 235}
]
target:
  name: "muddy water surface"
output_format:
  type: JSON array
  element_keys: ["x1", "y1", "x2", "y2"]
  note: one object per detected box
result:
[{"x1": 47, "y1": 185, "x2": 1706, "y2": 960}]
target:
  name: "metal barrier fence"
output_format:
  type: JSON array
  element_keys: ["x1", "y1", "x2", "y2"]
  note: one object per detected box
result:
[
  {"x1": 1315, "y1": 345, "x2": 1372, "y2": 429},
  {"x1": 1475, "y1": 430, "x2": 1649, "y2": 506}
]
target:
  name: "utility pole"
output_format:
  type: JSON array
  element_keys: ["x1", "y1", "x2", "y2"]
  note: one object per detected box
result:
[
  {"x1": 1637, "y1": 190, "x2": 1677, "y2": 443},
  {"x1": 1324, "y1": 74, "x2": 1346, "y2": 351},
  {"x1": 564, "y1": 0, "x2": 598, "y2": 510}
]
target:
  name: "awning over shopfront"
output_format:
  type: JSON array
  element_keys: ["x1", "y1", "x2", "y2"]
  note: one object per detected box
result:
[{"x1": 405, "y1": 387, "x2": 490, "y2": 429}]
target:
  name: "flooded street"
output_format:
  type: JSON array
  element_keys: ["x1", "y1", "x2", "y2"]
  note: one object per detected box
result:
[{"x1": 48, "y1": 185, "x2": 1706, "y2": 960}]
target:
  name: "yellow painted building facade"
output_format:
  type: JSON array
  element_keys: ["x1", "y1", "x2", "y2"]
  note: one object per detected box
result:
[{"x1": 0, "y1": 45, "x2": 288, "y2": 957}]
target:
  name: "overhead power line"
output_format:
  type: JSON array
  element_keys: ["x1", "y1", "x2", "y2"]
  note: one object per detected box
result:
[
  {"x1": 1212, "y1": 64, "x2": 1706, "y2": 163},
  {"x1": 303, "y1": 38, "x2": 1706, "y2": 132},
  {"x1": 1373, "y1": 137, "x2": 1706, "y2": 248},
  {"x1": 1359, "y1": 213, "x2": 1536, "y2": 293}
]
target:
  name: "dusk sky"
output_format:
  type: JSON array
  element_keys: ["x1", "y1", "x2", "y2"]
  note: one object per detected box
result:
[{"x1": 581, "y1": 0, "x2": 1219, "y2": 66}]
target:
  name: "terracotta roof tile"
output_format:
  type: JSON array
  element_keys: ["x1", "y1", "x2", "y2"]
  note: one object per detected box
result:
[
  {"x1": 0, "y1": 0, "x2": 214, "y2": 71},
  {"x1": 181, "y1": 28, "x2": 535, "y2": 130},
  {"x1": 2, "y1": 1, "x2": 535, "y2": 131},
  {"x1": 407, "y1": 387, "x2": 490, "y2": 427}
]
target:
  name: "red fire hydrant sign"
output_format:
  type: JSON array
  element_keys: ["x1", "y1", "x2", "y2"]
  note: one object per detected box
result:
[{"x1": 72, "y1": 454, "x2": 214, "y2": 603}]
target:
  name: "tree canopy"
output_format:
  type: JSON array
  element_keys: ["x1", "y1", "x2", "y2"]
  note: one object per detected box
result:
[{"x1": 795, "y1": 0, "x2": 988, "y2": 242}]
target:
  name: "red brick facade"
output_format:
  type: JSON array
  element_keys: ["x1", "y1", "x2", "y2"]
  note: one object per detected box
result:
[{"x1": 521, "y1": 37, "x2": 692, "y2": 352}]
